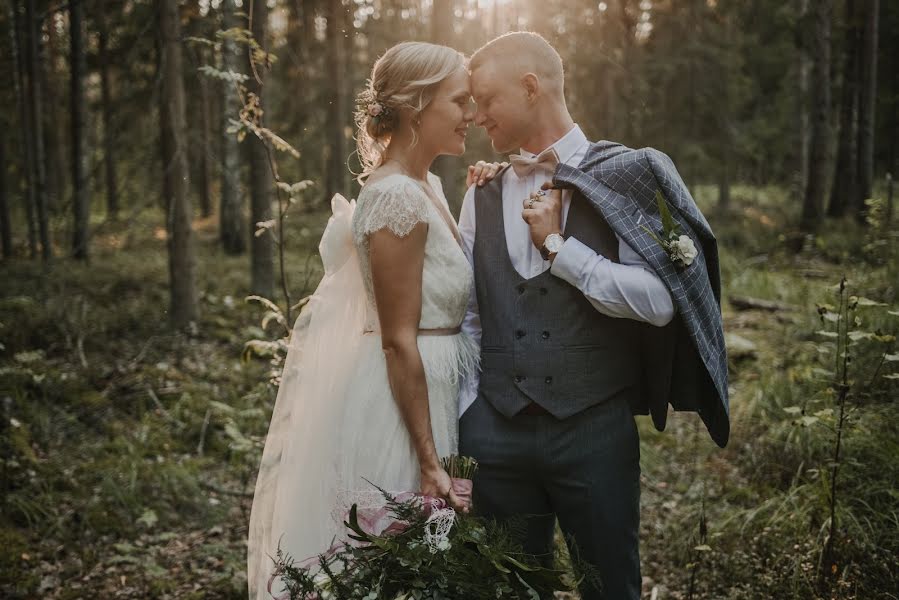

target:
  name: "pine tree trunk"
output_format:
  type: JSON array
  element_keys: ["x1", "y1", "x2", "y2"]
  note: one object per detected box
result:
[
  {"x1": 684, "y1": 0, "x2": 698, "y2": 190},
  {"x1": 98, "y1": 10, "x2": 120, "y2": 220},
  {"x1": 855, "y1": 0, "x2": 878, "y2": 220},
  {"x1": 717, "y1": 6, "x2": 735, "y2": 212},
  {"x1": 828, "y1": 0, "x2": 859, "y2": 218},
  {"x1": 431, "y1": 0, "x2": 460, "y2": 209},
  {"x1": 159, "y1": 0, "x2": 199, "y2": 327},
  {"x1": 796, "y1": 0, "x2": 811, "y2": 201},
  {"x1": 325, "y1": 0, "x2": 349, "y2": 200},
  {"x1": 9, "y1": 0, "x2": 38, "y2": 258},
  {"x1": 888, "y1": 46, "x2": 898, "y2": 227},
  {"x1": 70, "y1": 0, "x2": 90, "y2": 259},
  {"x1": 219, "y1": 0, "x2": 245, "y2": 254},
  {"x1": 302, "y1": 0, "x2": 315, "y2": 64},
  {"x1": 187, "y1": 0, "x2": 212, "y2": 218},
  {"x1": 158, "y1": 42, "x2": 174, "y2": 214},
  {"x1": 199, "y1": 57, "x2": 212, "y2": 218},
  {"x1": 25, "y1": 0, "x2": 50, "y2": 260},
  {"x1": 286, "y1": 0, "x2": 311, "y2": 139},
  {"x1": 0, "y1": 135, "x2": 11, "y2": 259},
  {"x1": 248, "y1": 0, "x2": 274, "y2": 297},
  {"x1": 42, "y1": 10, "x2": 65, "y2": 214},
  {"x1": 800, "y1": 0, "x2": 833, "y2": 233}
]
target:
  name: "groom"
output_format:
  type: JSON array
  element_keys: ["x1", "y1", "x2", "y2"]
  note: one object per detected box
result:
[{"x1": 457, "y1": 32, "x2": 729, "y2": 600}]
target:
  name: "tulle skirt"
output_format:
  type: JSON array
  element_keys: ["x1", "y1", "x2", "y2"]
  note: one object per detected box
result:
[
  {"x1": 333, "y1": 333, "x2": 478, "y2": 516},
  {"x1": 248, "y1": 329, "x2": 478, "y2": 600}
]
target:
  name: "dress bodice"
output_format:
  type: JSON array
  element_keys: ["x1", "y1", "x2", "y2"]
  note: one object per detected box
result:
[{"x1": 351, "y1": 172, "x2": 473, "y2": 333}]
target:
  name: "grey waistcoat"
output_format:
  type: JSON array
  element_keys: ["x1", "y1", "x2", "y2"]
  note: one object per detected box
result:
[{"x1": 473, "y1": 175, "x2": 642, "y2": 419}]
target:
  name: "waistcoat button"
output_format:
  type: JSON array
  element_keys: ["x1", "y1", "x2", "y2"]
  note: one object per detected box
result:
[
  {"x1": 515, "y1": 330, "x2": 526, "y2": 339},
  {"x1": 541, "y1": 331, "x2": 550, "y2": 340},
  {"x1": 514, "y1": 375, "x2": 524, "y2": 383},
  {"x1": 517, "y1": 285, "x2": 526, "y2": 295},
  {"x1": 540, "y1": 287, "x2": 548, "y2": 295},
  {"x1": 545, "y1": 376, "x2": 553, "y2": 384}
]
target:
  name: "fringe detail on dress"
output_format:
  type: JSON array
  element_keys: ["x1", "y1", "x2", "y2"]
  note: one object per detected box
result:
[{"x1": 417, "y1": 332, "x2": 480, "y2": 384}]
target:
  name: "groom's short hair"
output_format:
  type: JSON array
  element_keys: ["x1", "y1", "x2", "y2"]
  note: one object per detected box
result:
[{"x1": 469, "y1": 32, "x2": 565, "y2": 95}]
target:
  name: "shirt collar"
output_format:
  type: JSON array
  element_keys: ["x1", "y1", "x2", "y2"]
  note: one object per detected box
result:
[{"x1": 517, "y1": 124, "x2": 588, "y2": 164}]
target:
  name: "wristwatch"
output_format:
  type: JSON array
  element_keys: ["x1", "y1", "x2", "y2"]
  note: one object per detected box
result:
[{"x1": 540, "y1": 233, "x2": 565, "y2": 261}]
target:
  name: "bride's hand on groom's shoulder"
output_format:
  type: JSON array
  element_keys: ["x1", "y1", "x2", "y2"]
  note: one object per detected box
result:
[{"x1": 466, "y1": 160, "x2": 509, "y2": 188}]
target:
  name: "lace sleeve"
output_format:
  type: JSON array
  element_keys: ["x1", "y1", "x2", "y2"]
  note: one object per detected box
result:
[{"x1": 355, "y1": 178, "x2": 431, "y2": 241}]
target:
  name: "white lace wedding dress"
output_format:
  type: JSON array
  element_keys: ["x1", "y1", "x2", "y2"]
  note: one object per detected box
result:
[{"x1": 247, "y1": 172, "x2": 477, "y2": 600}]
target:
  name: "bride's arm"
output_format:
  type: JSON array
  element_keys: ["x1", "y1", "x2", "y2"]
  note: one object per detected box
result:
[{"x1": 369, "y1": 223, "x2": 467, "y2": 512}]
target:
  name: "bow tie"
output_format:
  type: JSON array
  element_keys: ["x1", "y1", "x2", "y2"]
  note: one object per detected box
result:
[{"x1": 509, "y1": 147, "x2": 560, "y2": 178}]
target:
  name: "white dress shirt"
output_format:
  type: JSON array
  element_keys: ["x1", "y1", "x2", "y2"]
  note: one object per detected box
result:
[{"x1": 457, "y1": 124, "x2": 676, "y2": 416}]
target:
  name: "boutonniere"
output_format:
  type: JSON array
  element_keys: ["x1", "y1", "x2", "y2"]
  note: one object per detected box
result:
[{"x1": 641, "y1": 190, "x2": 698, "y2": 268}]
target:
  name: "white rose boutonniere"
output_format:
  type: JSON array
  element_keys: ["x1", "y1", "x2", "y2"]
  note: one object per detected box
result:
[
  {"x1": 641, "y1": 190, "x2": 698, "y2": 269},
  {"x1": 673, "y1": 234, "x2": 698, "y2": 266}
]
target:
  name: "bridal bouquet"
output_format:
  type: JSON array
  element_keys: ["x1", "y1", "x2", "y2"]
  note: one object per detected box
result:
[{"x1": 268, "y1": 455, "x2": 583, "y2": 600}]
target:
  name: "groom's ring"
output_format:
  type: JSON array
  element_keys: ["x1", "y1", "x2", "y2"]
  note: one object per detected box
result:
[
  {"x1": 535, "y1": 189, "x2": 547, "y2": 197},
  {"x1": 526, "y1": 197, "x2": 536, "y2": 209}
]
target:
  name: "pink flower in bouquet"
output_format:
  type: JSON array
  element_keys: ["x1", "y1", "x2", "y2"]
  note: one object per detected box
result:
[{"x1": 451, "y1": 477, "x2": 473, "y2": 511}]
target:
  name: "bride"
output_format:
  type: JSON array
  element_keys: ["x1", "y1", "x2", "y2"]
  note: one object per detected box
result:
[{"x1": 247, "y1": 42, "x2": 503, "y2": 599}]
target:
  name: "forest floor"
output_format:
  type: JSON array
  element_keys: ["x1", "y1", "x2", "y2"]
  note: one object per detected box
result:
[{"x1": 1, "y1": 185, "x2": 896, "y2": 599}]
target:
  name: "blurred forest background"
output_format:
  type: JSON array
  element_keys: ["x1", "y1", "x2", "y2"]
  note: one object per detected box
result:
[{"x1": 0, "y1": 0, "x2": 897, "y2": 598}]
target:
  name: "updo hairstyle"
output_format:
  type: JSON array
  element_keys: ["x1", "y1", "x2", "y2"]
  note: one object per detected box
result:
[{"x1": 354, "y1": 42, "x2": 466, "y2": 180}]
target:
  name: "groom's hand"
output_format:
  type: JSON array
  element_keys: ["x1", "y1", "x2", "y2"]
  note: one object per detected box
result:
[{"x1": 522, "y1": 181, "x2": 563, "y2": 252}]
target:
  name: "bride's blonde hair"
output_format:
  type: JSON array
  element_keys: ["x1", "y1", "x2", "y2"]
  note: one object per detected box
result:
[{"x1": 355, "y1": 42, "x2": 465, "y2": 181}]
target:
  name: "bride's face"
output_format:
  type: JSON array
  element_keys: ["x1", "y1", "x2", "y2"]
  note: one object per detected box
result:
[{"x1": 418, "y1": 67, "x2": 475, "y2": 157}]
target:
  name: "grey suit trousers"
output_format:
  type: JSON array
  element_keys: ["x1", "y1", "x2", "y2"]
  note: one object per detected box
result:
[{"x1": 459, "y1": 395, "x2": 642, "y2": 600}]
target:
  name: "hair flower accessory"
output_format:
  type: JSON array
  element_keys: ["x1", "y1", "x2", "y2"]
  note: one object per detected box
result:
[{"x1": 367, "y1": 102, "x2": 383, "y2": 117}]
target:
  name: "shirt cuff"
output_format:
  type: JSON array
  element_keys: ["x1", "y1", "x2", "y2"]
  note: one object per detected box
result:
[{"x1": 550, "y1": 236, "x2": 604, "y2": 286}]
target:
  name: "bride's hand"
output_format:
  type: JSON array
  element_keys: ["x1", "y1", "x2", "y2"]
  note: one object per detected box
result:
[
  {"x1": 466, "y1": 160, "x2": 509, "y2": 188},
  {"x1": 420, "y1": 465, "x2": 470, "y2": 513}
]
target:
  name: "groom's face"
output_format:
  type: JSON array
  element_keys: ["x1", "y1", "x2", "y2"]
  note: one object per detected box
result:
[{"x1": 470, "y1": 62, "x2": 533, "y2": 155}]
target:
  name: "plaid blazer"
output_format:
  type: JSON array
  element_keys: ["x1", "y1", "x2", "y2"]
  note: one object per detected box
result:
[{"x1": 553, "y1": 141, "x2": 730, "y2": 447}]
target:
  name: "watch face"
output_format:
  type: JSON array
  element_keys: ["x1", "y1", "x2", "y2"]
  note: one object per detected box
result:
[{"x1": 545, "y1": 234, "x2": 564, "y2": 253}]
